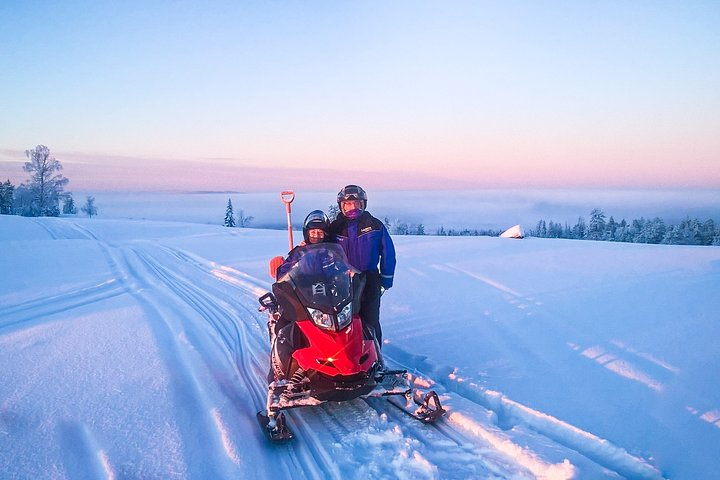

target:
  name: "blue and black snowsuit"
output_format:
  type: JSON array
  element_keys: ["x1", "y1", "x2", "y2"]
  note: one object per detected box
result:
[{"x1": 329, "y1": 211, "x2": 396, "y2": 345}]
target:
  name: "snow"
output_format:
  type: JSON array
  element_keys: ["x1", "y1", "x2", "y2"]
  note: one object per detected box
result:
[
  {"x1": 500, "y1": 225, "x2": 524, "y2": 239},
  {"x1": 2, "y1": 204, "x2": 720, "y2": 479}
]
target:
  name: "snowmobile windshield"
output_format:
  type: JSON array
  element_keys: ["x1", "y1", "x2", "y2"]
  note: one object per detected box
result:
[{"x1": 283, "y1": 243, "x2": 354, "y2": 312}]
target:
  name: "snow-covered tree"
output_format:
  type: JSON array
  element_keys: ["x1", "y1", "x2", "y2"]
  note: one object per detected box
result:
[
  {"x1": 327, "y1": 204, "x2": 340, "y2": 222},
  {"x1": 237, "y1": 209, "x2": 254, "y2": 228},
  {"x1": 394, "y1": 222, "x2": 409, "y2": 235},
  {"x1": 606, "y1": 216, "x2": 618, "y2": 241},
  {"x1": 62, "y1": 194, "x2": 78, "y2": 215},
  {"x1": 572, "y1": 217, "x2": 586, "y2": 239},
  {"x1": 535, "y1": 220, "x2": 547, "y2": 237},
  {"x1": 81, "y1": 196, "x2": 98, "y2": 218},
  {"x1": 712, "y1": 232, "x2": 720, "y2": 246},
  {"x1": 701, "y1": 219, "x2": 716, "y2": 246},
  {"x1": 643, "y1": 218, "x2": 666, "y2": 244},
  {"x1": 0, "y1": 179, "x2": 14, "y2": 214},
  {"x1": 674, "y1": 218, "x2": 703, "y2": 245},
  {"x1": 587, "y1": 209, "x2": 606, "y2": 240},
  {"x1": 549, "y1": 221, "x2": 564, "y2": 238},
  {"x1": 22, "y1": 145, "x2": 69, "y2": 217},
  {"x1": 224, "y1": 198, "x2": 236, "y2": 227}
]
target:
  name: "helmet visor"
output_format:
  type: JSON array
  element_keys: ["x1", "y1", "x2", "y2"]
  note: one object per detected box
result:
[
  {"x1": 305, "y1": 211, "x2": 327, "y2": 226},
  {"x1": 338, "y1": 186, "x2": 364, "y2": 202}
]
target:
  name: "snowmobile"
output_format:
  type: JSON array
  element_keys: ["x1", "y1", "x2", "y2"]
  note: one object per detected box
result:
[{"x1": 256, "y1": 243, "x2": 445, "y2": 442}]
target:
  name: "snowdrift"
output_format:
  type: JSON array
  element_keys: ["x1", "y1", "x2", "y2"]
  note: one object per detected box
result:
[{"x1": 500, "y1": 224, "x2": 524, "y2": 238}]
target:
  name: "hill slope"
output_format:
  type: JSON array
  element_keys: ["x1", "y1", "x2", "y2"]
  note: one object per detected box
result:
[{"x1": 2, "y1": 216, "x2": 719, "y2": 478}]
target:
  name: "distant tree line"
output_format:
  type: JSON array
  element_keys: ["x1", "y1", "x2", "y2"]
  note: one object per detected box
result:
[
  {"x1": 531, "y1": 208, "x2": 720, "y2": 246},
  {"x1": 384, "y1": 217, "x2": 426, "y2": 235},
  {"x1": 434, "y1": 226, "x2": 502, "y2": 237},
  {"x1": 0, "y1": 145, "x2": 98, "y2": 218},
  {"x1": 382, "y1": 216, "x2": 501, "y2": 237},
  {"x1": 223, "y1": 201, "x2": 719, "y2": 246}
]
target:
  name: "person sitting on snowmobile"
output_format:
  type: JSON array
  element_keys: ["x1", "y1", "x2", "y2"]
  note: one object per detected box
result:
[
  {"x1": 268, "y1": 210, "x2": 332, "y2": 382},
  {"x1": 328, "y1": 185, "x2": 396, "y2": 346},
  {"x1": 276, "y1": 210, "x2": 329, "y2": 278}
]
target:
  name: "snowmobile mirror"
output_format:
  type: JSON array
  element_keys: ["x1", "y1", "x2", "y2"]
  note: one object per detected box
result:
[
  {"x1": 258, "y1": 292, "x2": 277, "y2": 312},
  {"x1": 269, "y1": 256, "x2": 284, "y2": 279}
]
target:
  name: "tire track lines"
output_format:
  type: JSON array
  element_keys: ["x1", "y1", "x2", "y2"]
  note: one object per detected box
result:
[
  {"x1": 154, "y1": 244, "x2": 272, "y2": 335},
  {"x1": 157, "y1": 244, "x2": 270, "y2": 294},
  {"x1": 133, "y1": 248, "x2": 266, "y2": 407},
  {"x1": 132, "y1": 246, "x2": 342, "y2": 478},
  {"x1": 406, "y1": 358, "x2": 662, "y2": 479},
  {"x1": 31, "y1": 218, "x2": 59, "y2": 240},
  {"x1": 0, "y1": 280, "x2": 124, "y2": 334},
  {"x1": 105, "y1": 246, "x2": 237, "y2": 478},
  {"x1": 362, "y1": 397, "x2": 520, "y2": 480},
  {"x1": 67, "y1": 221, "x2": 100, "y2": 240},
  {"x1": 57, "y1": 421, "x2": 116, "y2": 480},
  {"x1": 372, "y1": 348, "x2": 582, "y2": 478},
  {"x1": 421, "y1": 265, "x2": 664, "y2": 478}
]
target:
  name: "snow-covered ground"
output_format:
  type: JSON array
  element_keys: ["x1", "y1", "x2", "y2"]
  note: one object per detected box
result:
[{"x1": 2, "y1": 211, "x2": 719, "y2": 479}]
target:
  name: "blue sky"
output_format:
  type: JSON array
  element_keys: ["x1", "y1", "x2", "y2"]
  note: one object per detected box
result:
[{"x1": 1, "y1": 1, "x2": 719, "y2": 190}]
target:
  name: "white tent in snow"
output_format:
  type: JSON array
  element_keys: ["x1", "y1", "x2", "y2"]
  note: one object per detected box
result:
[{"x1": 500, "y1": 224, "x2": 524, "y2": 239}]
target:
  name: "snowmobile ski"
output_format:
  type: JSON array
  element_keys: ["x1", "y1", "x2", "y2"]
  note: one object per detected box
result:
[
  {"x1": 257, "y1": 410, "x2": 294, "y2": 442},
  {"x1": 383, "y1": 390, "x2": 447, "y2": 423}
]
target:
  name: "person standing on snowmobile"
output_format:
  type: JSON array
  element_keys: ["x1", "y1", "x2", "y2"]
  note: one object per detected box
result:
[
  {"x1": 328, "y1": 185, "x2": 396, "y2": 346},
  {"x1": 268, "y1": 210, "x2": 330, "y2": 382}
]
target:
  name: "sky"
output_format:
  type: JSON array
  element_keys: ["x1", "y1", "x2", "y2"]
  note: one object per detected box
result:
[{"x1": 1, "y1": 1, "x2": 719, "y2": 191}]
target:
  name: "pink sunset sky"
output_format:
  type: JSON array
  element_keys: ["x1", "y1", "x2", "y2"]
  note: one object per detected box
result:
[{"x1": 1, "y1": 2, "x2": 718, "y2": 192}]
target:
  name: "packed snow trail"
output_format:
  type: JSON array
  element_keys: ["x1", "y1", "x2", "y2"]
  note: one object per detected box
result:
[{"x1": 3, "y1": 216, "x2": 706, "y2": 478}]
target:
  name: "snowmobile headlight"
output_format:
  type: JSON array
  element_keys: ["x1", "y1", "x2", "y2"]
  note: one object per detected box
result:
[
  {"x1": 308, "y1": 307, "x2": 334, "y2": 330},
  {"x1": 337, "y1": 303, "x2": 353, "y2": 329}
]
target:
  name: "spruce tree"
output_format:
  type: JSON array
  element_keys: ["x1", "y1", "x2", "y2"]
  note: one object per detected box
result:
[
  {"x1": 62, "y1": 194, "x2": 78, "y2": 214},
  {"x1": 224, "y1": 198, "x2": 236, "y2": 227},
  {"x1": 587, "y1": 209, "x2": 606, "y2": 240},
  {"x1": 0, "y1": 179, "x2": 14, "y2": 214},
  {"x1": 327, "y1": 204, "x2": 340, "y2": 222}
]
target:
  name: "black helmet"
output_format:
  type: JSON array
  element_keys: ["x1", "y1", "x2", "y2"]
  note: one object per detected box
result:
[
  {"x1": 302, "y1": 209, "x2": 329, "y2": 243},
  {"x1": 337, "y1": 184, "x2": 367, "y2": 209}
]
